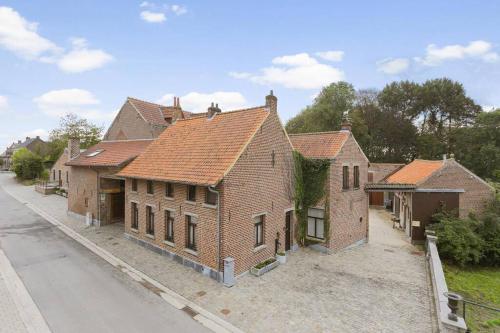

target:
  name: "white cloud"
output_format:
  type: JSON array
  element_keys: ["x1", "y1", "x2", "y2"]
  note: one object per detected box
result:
[
  {"x1": 140, "y1": 10, "x2": 166, "y2": 23},
  {"x1": 481, "y1": 105, "x2": 497, "y2": 112},
  {"x1": 377, "y1": 58, "x2": 410, "y2": 74},
  {"x1": 230, "y1": 53, "x2": 344, "y2": 90},
  {"x1": 140, "y1": 1, "x2": 151, "y2": 7},
  {"x1": 171, "y1": 5, "x2": 187, "y2": 15},
  {"x1": 158, "y1": 91, "x2": 247, "y2": 113},
  {"x1": 0, "y1": 7, "x2": 113, "y2": 73},
  {"x1": 33, "y1": 89, "x2": 113, "y2": 120},
  {"x1": 415, "y1": 40, "x2": 499, "y2": 66},
  {"x1": 316, "y1": 50, "x2": 344, "y2": 62},
  {"x1": 57, "y1": 38, "x2": 113, "y2": 73},
  {"x1": 0, "y1": 95, "x2": 8, "y2": 112},
  {"x1": 0, "y1": 6, "x2": 62, "y2": 60},
  {"x1": 23, "y1": 128, "x2": 49, "y2": 140}
]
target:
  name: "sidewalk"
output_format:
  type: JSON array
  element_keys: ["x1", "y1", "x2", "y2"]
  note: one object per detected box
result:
[
  {"x1": 0, "y1": 270, "x2": 28, "y2": 333},
  {"x1": 1, "y1": 173, "x2": 435, "y2": 333}
]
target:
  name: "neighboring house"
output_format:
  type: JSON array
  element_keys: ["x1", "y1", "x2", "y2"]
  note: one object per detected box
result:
[
  {"x1": 368, "y1": 163, "x2": 404, "y2": 207},
  {"x1": 49, "y1": 147, "x2": 85, "y2": 191},
  {"x1": 117, "y1": 92, "x2": 295, "y2": 281},
  {"x1": 288, "y1": 124, "x2": 370, "y2": 253},
  {"x1": 1, "y1": 136, "x2": 48, "y2": 170},
  {"x1": 65, "y1": 97, "x2": 184, "y2": 225},
  {"x1": 366, "y1": 158, "x2": 495, "y2": 242}
]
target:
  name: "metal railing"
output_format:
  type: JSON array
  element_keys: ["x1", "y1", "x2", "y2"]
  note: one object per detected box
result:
[
  {"x1": 462, "y1": 298, "x2": 500, "y2": 333},
  {"x1": 446, "y1": 292, "x2": 500, "y2": 332}
]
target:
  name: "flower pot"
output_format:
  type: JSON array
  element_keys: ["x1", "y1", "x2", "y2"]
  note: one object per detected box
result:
[
  {"x1": 250, "y1": 258, "x2": 279, "y2": 277},
  {"x1": 276, "y1": 253, "x2": 287, "y2": 264}
]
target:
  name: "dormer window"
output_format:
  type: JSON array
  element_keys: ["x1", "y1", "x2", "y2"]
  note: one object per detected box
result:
[{"x1": 86, "y1": 149, "x2": 104, "y2": 157}]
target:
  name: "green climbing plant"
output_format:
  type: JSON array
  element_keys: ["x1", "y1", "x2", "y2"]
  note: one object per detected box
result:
[{"x1": 293, "y1": 151, "x2": 330, "y2": 246}]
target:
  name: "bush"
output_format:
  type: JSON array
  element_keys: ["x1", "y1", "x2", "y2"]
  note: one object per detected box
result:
[
  {"x1": 40, "y1": 169, "x2": 49, "y2": 181},
  {"x1": 430, "y1": 213, "x2": 484, "y2": 266},
  {"x1": 476, "y1": 200, "x2": 500, "y2": 266},
  {"x1": 11, "y1": 148, "x2": 44, "y2": 180}
]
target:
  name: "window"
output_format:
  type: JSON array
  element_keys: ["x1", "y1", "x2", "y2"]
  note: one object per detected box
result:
[
  {"x1": 205, "y1": 188, "x2": 217, "y2": 205},
  {"x1": 86, "y1": 149, "x2": 104, "y2": 157},
  {"x1": 84, "y1": 197, "x2": 88, "y2": 208},
  {"x1": 187, "y1": 185, "x2": 196, "y2": 202},
  {"x1": 147, "y1": 180, "x2": 154, "y2": 194},
  {"x1": 342, "y1": 166, "x2": 349, "y2": 190},
  {"x1": 271, "y1": 150, "x2": 275, "y2": 168},
  {"x1": 131, "y1": 202, "x2": 138, "y2": 229},
  {"x1": 254, "y1": 215, "x2": 264, "y2": 247},
  {"x1": 165, "y1": 210, "x2": 174, "y2": 242},
  {"x1": 354, "y1": 166, "x2": 360, "y2": 189},
  {"x1": 146, "y1": 206, "x2": 155, "y2": 235},
  {"x1": 165, "y1": 182, "x2": 174, "y2": 198},
  {"x1": 186, "y1": 215, "x2": 196, "y2": 250},
  {"x1": 58, "y1": 170, "x2": 61, "y2": 181},
  {"x1": 52, "y1": 169, "x2": 55, "y2": 180},
  {"x1": 66, "y1": 171, "x2": 69, "y2": 184},
  {"x1": 132, "y1": 179, "x2": 138, "y2": 192},
  {"x1": 307, "y1": 208, "x2": 325, "y2": 239}
]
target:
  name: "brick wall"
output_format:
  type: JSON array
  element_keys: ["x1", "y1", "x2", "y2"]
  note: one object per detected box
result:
[
  {"x1": 221, "y1": 111, "x2": 294, "y2": 275},
  {"x1": 104, "y1": 101, "x2": 165, "y2": 140},
  {"x1": 50, "y1": 149, "x2": 70, "y2": 190},
  {"x1": 419, "y1": 159, "x2": 494, "y2": 218},
  {"x1": 368, "y1": 163, "x2": 404, "y2": 183},
  {"x1": 329, "y1": 134, "x2": 369, "y2": 250},
  {"x1": 125, "y1": 179, "x2": 219, "y2": 270}
]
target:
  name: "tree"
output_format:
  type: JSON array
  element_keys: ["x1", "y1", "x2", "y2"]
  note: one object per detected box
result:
[
  {"x1": 11, "y1": 148, "x2": 44, "y2": 180},
  {"x1": 286, "y1": 82, "x2": 356, "y2": 133},
  {"x1": 48, "y1": 113, "x2": 104, "y2": 161}
]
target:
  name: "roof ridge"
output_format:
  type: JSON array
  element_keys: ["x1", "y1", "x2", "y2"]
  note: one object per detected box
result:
[
  {"x1": 288, "y1": 131, "x2": 345, "y2": 136},
  {"x1": 412, "y1": 159, "x2": 444, "y2": 163},
  {"x1": 101, "y1": 139, "x2": 155, "y2": 143},
  {"x1": 127, "y1": 96, "x2": 167, "y2": 108},
  {"x1": 176, "y1": 105, "x2": 267, "y2": 122}
]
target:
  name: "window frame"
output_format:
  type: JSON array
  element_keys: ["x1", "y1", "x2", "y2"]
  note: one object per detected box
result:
[
  {"x1": 131, "y1": 179, "x2": 138, "y2": 192},
  {"x1": 186, "y1": 215, "x2": 197, "y2": 251},
  {"x1": 146, "y1": 180, "x2": 154, "y2": 195},
  {"x1": 342, "y1": 165, "x2": 350, "y2": 190},
  {"x1": 165, "y1": 182, "x2": 174, "y2": 198},
  {"x1": 187, "y1": 185, "x2": 196, "y2": 202},
  {"x1": 205, "y1": 187, "x2": 217, "y2": 206},
  {"x1": 131, "y1": 202, "x2": 139, "y2": 230},
  {"x1": 353, "y1": 165, "x2": 360, "y2": 189},
  {"x1": 146, "y1": 205, "x2": 155, "y2": 236},
  {"x1": 254, "y1": 214, "x2": 265, "y2": 247},
  {"x1": 307, "y1": 208, "x2": 325, "y2": 240},
  {"x1": 165, "y1": 209, "x2": 174, "y2": 242}
]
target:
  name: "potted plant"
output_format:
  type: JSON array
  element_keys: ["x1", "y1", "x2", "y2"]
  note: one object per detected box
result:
[
  {"x1": 276, "y1": 251, "x2": 287, "y2": 264},
  {"x1": 250, "y1": 258, "x2": 279, "y2": 277}
]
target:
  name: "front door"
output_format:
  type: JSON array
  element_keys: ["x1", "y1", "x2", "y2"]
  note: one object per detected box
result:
[{"x1": 285, "y1": 211, "x2": 292, "y2": 251}]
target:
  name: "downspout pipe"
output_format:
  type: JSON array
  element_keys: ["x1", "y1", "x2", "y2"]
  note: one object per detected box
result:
[{"x1": 208, "y1": 185, "x2": 221, "y2": 281}]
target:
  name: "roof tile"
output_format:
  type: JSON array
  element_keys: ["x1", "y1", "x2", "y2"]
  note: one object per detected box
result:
[
  {"x1": 289, "y1": 131, "x2": 349, "y2": 159},
  {"x1": 385, "y1": 159, "x2": 444, "y2": 185}
]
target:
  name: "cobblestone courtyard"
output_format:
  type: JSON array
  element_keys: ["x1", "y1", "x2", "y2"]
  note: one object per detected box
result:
[{"x1": 1, "y1": 173, "x2": 436, "y2": 332}]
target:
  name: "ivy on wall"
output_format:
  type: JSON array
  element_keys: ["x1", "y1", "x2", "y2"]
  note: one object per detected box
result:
[{"x1": 293, "y1": 151, "x2": 330, "y2": 246}]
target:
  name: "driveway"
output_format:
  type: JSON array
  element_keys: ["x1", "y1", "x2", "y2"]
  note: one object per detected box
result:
[{"x1": 0, "y1": 173, "x2": 435, "y2": 332}]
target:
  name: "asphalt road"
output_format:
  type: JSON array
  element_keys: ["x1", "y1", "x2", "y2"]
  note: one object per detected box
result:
[{"x1": 0, "y1": 186, "x2": 209, "y2": 333}]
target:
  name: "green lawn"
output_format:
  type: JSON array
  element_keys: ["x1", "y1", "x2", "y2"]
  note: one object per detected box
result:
[{"x1": 444, "y1": 264, "x2": 500, "y2": 332}]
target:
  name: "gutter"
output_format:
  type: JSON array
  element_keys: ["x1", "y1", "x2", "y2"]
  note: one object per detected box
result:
[{"x1": 208, "y1": 185, "x2": 221, "y2": 281}]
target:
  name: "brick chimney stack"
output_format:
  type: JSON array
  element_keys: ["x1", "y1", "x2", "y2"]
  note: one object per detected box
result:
[
  {"x1": 173, "y1": 96, "x2": 181, "y2": 109},
  {"x1": 68, "y1": 137, "x2": 81, "y2": 160},
  {"x1": 340, "y1": 113, "x2": 352, "y2": 132},
  {"x1": 207, "y1": 102, "x2": 221, "y2": 118},
  {"x1": 265, "y1": 90, "x2": 277, "y2": 113}
]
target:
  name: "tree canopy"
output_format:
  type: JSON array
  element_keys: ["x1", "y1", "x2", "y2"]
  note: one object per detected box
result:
[{"x1": 286, "y1": 78, "x2": 498, "y2": 181}]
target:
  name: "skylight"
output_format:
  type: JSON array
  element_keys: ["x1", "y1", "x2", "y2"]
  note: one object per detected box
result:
[{"x1": 86, "y1": 149, "x2": 104, "y2": 157}]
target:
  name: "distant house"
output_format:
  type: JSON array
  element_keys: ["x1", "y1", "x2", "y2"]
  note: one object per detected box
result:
[
  {"x1": 1, "y1": 136, "x2": 48, "y2": 170},
  {"x1": 368, "y1": 163, "x2": 404, "y2": 207},
  {"x1": 366, "y1": 158, "x2": 495, "y2": 242},
  {"x1": 49, "y1": 147, "x2": 85, "y2": 191},
  {"x1": 289, "y1": 122, "x2": 370, "y2": 253},
  {"x1": 117, "y1": 92, "x2": 295, "y2": 281},
  {"x1": 65, "y1": 97, "x2": 185, "y2": 225}
]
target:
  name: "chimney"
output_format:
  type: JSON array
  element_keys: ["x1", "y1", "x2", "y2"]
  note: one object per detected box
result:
[
  {"x1": 207, "y1": 102, "x2": 221, "y2": 118},
  {"x1": 68, "y1": 137, "x2": 81, "y2": 160},
  {"x1": 26, "y1": 136, "x2": 30, "y2": 141},
  {"x1": 340, "y1": 113, "x2": 352, "y2": 132},
  {"x1": 265, "y1": 90, "x2": 277, "y2": 113}
]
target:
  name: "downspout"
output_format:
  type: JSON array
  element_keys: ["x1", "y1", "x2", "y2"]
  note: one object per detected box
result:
[
  {"x1": 96, "y1": 169, "x2": 100, "y2": 226},
  {"x1": 208, "y1": 185, "x2": 221, "y2": 281}
]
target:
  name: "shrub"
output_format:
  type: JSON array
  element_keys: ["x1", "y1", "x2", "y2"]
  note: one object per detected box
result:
[
  {"x1": 476, "y1": 200, "x2": 500, "y2": 266},
  {"x1": 11, "y1": 148, "x2": 44, "y2": 180},
  {"x1": 40, "y1": 169, "x2": 49, "y2": 181},
  {"x1": 430, "y1": 212, "x2": 484, "y2": 266}
]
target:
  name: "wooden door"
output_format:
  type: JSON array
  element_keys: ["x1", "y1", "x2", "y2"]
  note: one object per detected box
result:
[{"x1": 285, "y1": 211, "x2": 292, "y2": 251}]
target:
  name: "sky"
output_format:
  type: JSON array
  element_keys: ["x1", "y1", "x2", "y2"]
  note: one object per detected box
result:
[{"x1": 1, "y1": 1, "x2": 500, "y2": 151}]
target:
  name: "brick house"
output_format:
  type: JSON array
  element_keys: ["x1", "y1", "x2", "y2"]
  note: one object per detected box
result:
[
  {"x1": 367, "y1": 163, "x2": 404, "y2": 207},
  {"x1": 366, "y1": 158, "x2": 495, "y2": 242},
  {"x1": 50, "y1": 148, "x2": 70, "y2": 189},
  {"x1": 117, "y1": 92, "x2": 295, "y2": 281},
  {"x1": 1, "y1": 136, "x2": 48, "y2": 170},
  {"x1": 288, "y1": 124, "x2": 370, "y2": 253},
  {"x1": 65, "y1": 97, "x2": 185, "y2": 225}
]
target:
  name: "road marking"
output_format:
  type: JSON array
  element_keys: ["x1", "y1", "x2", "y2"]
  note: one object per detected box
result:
[
  {"x1": 2, "y1": 185, "x2": 244, "y2": 333},
  {"x1": 0, "y1": 248, "x2": 52, "y2": 333}
]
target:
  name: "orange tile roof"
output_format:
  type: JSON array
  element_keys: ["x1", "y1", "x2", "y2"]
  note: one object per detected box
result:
[
  {"x1": 385, "y1": 159, "x2": 444, "y2": 185},
  {"x1": 66, "y1": 140, "x2": 153, "y2": 167},
  {"x1": 117, "y1": 106, "x2": 270, "y2": 185},
  {"x1": 288, "y1": 131, "x2": 349, "y2": 159},
  {"x1": 128, "y1": 97, "x2": 168, "y2": 125}
]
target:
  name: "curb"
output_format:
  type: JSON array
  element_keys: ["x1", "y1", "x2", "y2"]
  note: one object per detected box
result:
[{"x1": 2, "y1": 186, "x2": 244, "y2": 333}]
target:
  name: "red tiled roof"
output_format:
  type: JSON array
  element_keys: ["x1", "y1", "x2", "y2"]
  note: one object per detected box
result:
[
  {"x1": 66, "y1": 140, "x2": 154, "y2": 167},
  {"x1": 127, "y1": 97, "x2": 168, "y2": 125},
  {"x1": 288, "y1": 131, "x2": 349, "y2": 159},
  {"x1": 117, "y1": 106, "x2": 270, "y2": 185},
  {"x1": 385, "y1": 159, "x2": 444, "y2": 185}
]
